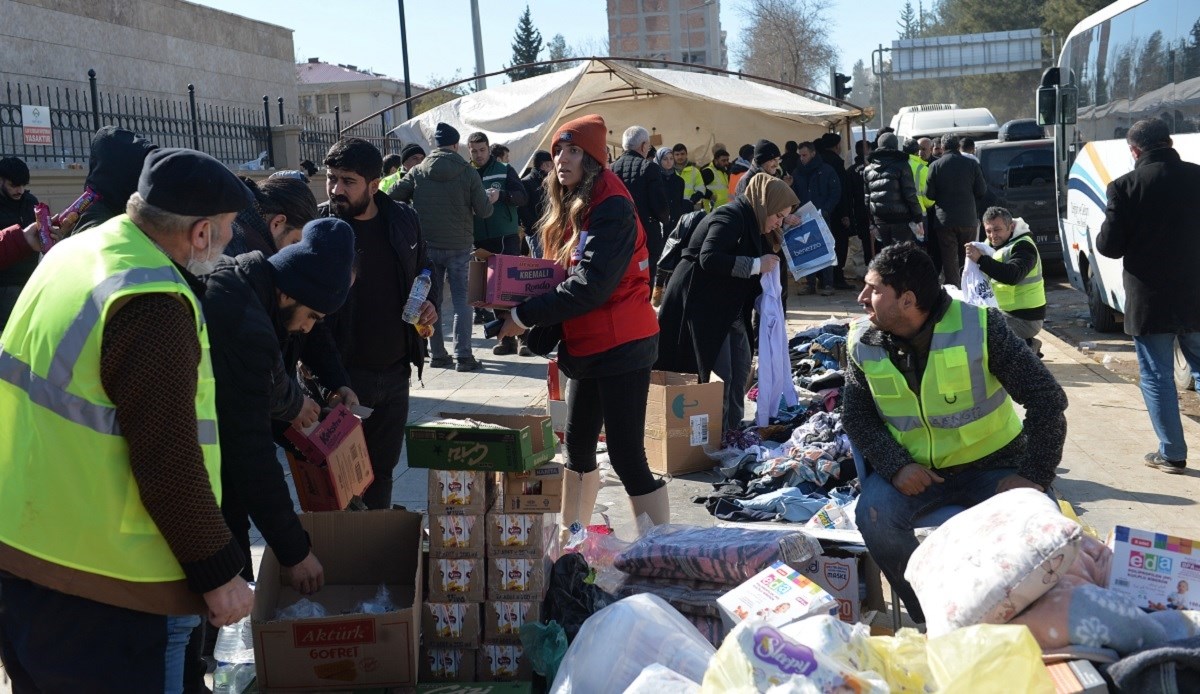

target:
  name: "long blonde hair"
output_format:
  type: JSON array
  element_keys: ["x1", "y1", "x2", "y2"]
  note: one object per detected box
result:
[{"x1": 535, "y1": 153, "x2": 604, "y2": 267}]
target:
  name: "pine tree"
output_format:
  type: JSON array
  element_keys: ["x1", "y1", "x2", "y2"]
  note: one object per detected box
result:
[
  {"x1": 546, "y1": 33, "x2": 574, "y2": 71},
  {"x1": 898, "y1": 2, "x2": 918, "y2": 39},
  {"x1": 507, "y1": 6, "x2": 550, "y2": 81}
]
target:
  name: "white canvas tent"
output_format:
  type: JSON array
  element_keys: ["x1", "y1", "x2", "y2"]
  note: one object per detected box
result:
[{"x1": 388, "y1": 59, "x2": 864, "y2": 171}]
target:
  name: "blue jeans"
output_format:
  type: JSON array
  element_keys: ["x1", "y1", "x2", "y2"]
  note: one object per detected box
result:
[
  {"x1": 855, "y1": 465, "x2": 1053, "y2": 624},
  {"x1": 426, "y1": 247, "x2": 473, "y2": 360},
  {"x1": 1133, "y1": 332, "x2": 1200, "y2": 461},
  {"x1": 0, "y1": 575, "x2": 201, "y2": 693}
]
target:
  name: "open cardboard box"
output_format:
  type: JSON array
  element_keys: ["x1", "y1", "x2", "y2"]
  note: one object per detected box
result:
[
  {"x1": 251, "y1": 510, "x2": 422, "y2": 692},
  {"x1": 644, "y1": 371, "x2": 724, "y2": 475},
  {"x1": 283, "y1": 404, "x2": 373, "y2": 512}
]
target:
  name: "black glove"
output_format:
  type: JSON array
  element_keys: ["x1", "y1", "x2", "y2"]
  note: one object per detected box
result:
[
  {"x1": 704, "y1": 188, "x2": 715, "y2": 200},
  {"x1": 689, "y1": 191, "x2": 705, "y2": 204}
]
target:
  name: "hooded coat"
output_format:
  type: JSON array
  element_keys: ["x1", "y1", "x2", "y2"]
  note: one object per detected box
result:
[
  {"x1": 389, "y1": 148, "x2": 492, "y2": 250},
  {"x1": 73, "y1": 126, "x2": 158, "y2": 235}
]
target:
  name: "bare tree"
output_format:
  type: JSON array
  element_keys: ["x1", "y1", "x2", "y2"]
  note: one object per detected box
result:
[{"x1": 734, "y1": 0, "x2": 838, "y2": 90}]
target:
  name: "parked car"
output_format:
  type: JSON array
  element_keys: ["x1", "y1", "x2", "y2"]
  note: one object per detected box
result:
[{"x1": 976, "y1": 138, "x2": 1061, "y2": 265}]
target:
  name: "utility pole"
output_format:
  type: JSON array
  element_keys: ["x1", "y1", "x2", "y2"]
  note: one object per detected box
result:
[
  {"x1": 398, "y1": 0, "x2": 413, "y2": 121},
  {"x1": 871, "y1": 43, "x2": 890, "y2": 129},
  {"x1": 470, "y1": 0, "x2": 487, "y2": 91}
]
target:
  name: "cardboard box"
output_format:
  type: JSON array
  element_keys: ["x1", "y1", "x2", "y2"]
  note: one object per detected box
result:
[
  {"x1": 419, "y1": 647, "x2": 477, "y2": 683},
  {"x1": 422, "y1": 603, "x2": 482, "y2": 649},
  {"x1": 546, "y1": 361, "x2": 603, "y2": 444},
  {"x1": 800, "y1": 549, "x2": 886, "y2": 624},
  {"x1": 252, "y1": 510, "x2": 422, "y2": 692},
  {"x1": 1107, "y1": 525, "x2": 1200, "y2": 611},
  {"x1": 1047, "y1": 660, "x2": 1107, "y2": 694},
  {"x1": 428, "y1": 470, "x2": 494, "y2": 516},
  {"x1": 485, "y1": 510, "x2": 553, "y2": 556},
  {"x1": 429, "y1": 556, "x2": 486, "y2": 603},
  {"x1": 468, "y1": 254, "x2": 565, "y2": 309},
  {"x1": 486, "y1": 556, "x2": 545, "y2": 602},
  {"x1": 418, "y1": 684, "x2": 532, "y2": 693},
  {"x1": 428, "y1": 514, "x2": 486, "y2": 559},
  {"x1": 477, "y1": 642, "x2": 532, "y2": 682},
  {"x1": 644, "y1": 371, "x2": 723, "y2": 475},
  {"x1": 717, "y1": 561, "x2": 839, "y2": 628},
  {"x1": 407, "y1": 414, "x2": 556, "y2": 473},
  {"x1": 283, "y1": 404, "x2": 374, "y2": 512},
  {"x1": 498, "y1": 462, "x2": 564, "y2": 513},
  {"x1": 483, "y1": 600, "x2": 541, "y2": 643}
]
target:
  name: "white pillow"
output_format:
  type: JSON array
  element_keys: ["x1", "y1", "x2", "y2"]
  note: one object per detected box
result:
[{"x1": 906, "y1": 488, "x2": 1082, "y2": 637}]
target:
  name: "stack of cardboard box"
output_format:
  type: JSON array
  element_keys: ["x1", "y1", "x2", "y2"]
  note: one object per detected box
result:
[
  {"x1": 405, "y1": 413, "x2": 559, "y2": 685},
  {"x1": 422, "y1": 470, "x2": 492, "y2": 683}
]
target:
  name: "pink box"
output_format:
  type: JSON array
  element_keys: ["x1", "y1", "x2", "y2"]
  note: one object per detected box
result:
[
  {"x1": 469, "y1": 254, "x2": 565, "y2": 308},
  {"x1": 283, "y1": 404, "x2": 374, "y2": 511}
]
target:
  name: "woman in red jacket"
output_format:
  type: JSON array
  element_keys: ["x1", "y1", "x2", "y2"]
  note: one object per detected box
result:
[{"x1": 498, "y1": 114, "x2": 667, "y2": 538}]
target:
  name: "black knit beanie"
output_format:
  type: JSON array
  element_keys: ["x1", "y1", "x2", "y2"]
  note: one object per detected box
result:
[{"x1": 268, "y1": 217, "x2": 355, "y2": 314}]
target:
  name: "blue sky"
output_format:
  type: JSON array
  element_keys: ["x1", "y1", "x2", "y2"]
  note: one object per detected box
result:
[{"x1": 191, "y1": 0, "x2": 902, "y2": 89}]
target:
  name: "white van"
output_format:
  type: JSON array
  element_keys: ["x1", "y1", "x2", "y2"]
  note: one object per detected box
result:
[{"x1": 890, "y1": 104, "x2": 1000, "y2": 142}]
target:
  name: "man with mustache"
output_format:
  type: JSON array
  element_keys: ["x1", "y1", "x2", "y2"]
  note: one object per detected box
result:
[
  {"x1": 319, "y1": 138, "x2": 438, "y2": 509},
  {"x1": 843, "y1": 242, "x2": 1066, "y2": 626}
]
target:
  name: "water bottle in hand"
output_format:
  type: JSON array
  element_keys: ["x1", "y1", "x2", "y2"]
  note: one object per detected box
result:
[{"x1": 402, "y1": 269, "x2": 432, "y2": 324}]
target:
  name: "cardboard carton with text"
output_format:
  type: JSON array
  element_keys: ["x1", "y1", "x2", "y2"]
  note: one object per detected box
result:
[
  {"x1": 284, "y1": 404, "x2": 373, "y2": 512},
  {"x1": 644, "y1": 371, "x2": 723, "y2": 475},
  {"x1": 252, "y1": 510, "x2": 422, "y2": 691}
]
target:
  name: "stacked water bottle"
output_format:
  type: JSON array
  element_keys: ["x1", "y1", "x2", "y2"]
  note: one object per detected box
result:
[{"x1": 212, "y1": 616, "x2": 256, "y2": 693}]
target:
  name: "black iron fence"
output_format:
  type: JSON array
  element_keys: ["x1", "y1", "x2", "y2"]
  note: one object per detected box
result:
[
  {"x1": 292, "y1": 108, "x2": 403, "y2": 168},
  {"x1": 0, "y1": 70, "x2": 273, "y2": 169}
]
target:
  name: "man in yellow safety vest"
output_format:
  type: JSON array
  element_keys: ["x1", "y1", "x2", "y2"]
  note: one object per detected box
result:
[
  {"x1": 965, "y1": 206, "x2": 1046, "y2": 353},
  {"x1": 0, "y1": 148, "x2": 255, "y2": 691},
  {"x1": 844, "y1": 242, "x2": 1066, "y2": 625}
]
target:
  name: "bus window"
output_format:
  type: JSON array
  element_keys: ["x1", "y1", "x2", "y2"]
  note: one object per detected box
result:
[
  {"x1": 1129, "y1": 0, "x2": 1178, "y2": 126},
  {"x1": 1173, "y1": 6, "x2": 1200, "y2": 133}
]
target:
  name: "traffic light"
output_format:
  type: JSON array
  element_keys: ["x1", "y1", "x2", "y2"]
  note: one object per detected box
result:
[{"x1": 834, "y1": 73, "x2": 852, "y2": 100}]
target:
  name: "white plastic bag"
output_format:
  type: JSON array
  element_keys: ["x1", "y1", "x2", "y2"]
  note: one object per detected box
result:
[
  {"x1": 625, "y1": 663, "x2": 702, "y2": 694},
  {"x1": 960, "y1": 241, "x2": 998, "y2": 308},
  {"x1": 550, "y1": 594, "x2": 715, "y2": 693}
]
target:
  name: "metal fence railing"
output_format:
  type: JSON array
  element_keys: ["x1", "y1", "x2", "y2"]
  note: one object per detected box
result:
[
  {"x1": 291, "y1": 110, "x2": 403, "y2": 167},
  {"x1": 0, "y1": 70, "x2": 273, "y2": 169}
]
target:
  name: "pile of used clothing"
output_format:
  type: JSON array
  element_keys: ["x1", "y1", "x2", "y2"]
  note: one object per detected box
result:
[{"x1": 700, "y1": 321, "x2": 859, "y2": 525}]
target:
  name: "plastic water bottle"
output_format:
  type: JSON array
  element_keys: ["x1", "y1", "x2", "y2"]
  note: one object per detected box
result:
[
  {"x1": 213, "y1": 617, "x2": 255, "y2": 663},
  {"x1": 402, "y1": 268, "x2": 433, "y2": 324},
  {"x1": 212, "y1": 662, "x2": 255, "y2": 693},
  {"x1": 213, "y1": 617, "x2": 256, "y2": 693}
]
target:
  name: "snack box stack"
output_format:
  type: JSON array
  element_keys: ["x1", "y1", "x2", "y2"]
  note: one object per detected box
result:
[
  {"x1": 422, "y1": 470, "x2": 495, "y2": 683},
  {"x1": 475, "y1": 505, "x2": 556, "y2": 682}
]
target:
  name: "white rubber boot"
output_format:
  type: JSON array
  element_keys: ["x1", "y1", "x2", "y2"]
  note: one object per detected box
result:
[
  {"x1": 628, "y1": 482, "x2": 670, "y2": 527},
  {"x1": 559, "y1": 469, "x2": 601, "y2": 544}
]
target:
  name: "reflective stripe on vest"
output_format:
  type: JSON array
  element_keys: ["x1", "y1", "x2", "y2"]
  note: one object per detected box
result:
[
  {"x1": 0, "y1": 214, "x2": 221, "y2": 582},
  {"x1": 989, "y1": 234, "x2": 1045, "y2": 312},
  {"x1": 848, "y1": 301, "x2": 1023, "y2": 469}
]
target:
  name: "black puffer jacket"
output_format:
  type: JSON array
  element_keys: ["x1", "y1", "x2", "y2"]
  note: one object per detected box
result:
[
  {"x1": 612, "y1": 150, "x2": 670, "y2": 237},
  {"x1": 864, "y1": 148, "x2": 922, "y2": 225}
]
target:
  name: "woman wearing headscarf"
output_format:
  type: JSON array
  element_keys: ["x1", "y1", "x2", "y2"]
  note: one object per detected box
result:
[
  {"x1": 655, "y1": 172, "x2": 800, "y2": 433},
  {"x1": 496, "y1": 115, "x2": 667, "y2": 539}
]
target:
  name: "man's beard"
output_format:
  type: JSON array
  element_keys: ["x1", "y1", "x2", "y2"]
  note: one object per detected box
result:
[
  {"x1": 278, "y1": 302, "x2": 306, "y2": 335},
  {"x1": 331, "y1": 192, "x2": 370, "y2": 218}
]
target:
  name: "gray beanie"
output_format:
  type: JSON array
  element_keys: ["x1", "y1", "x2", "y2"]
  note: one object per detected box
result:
[{"x1": 877, "y1": 133, "x2": 900, "y2": 150}]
